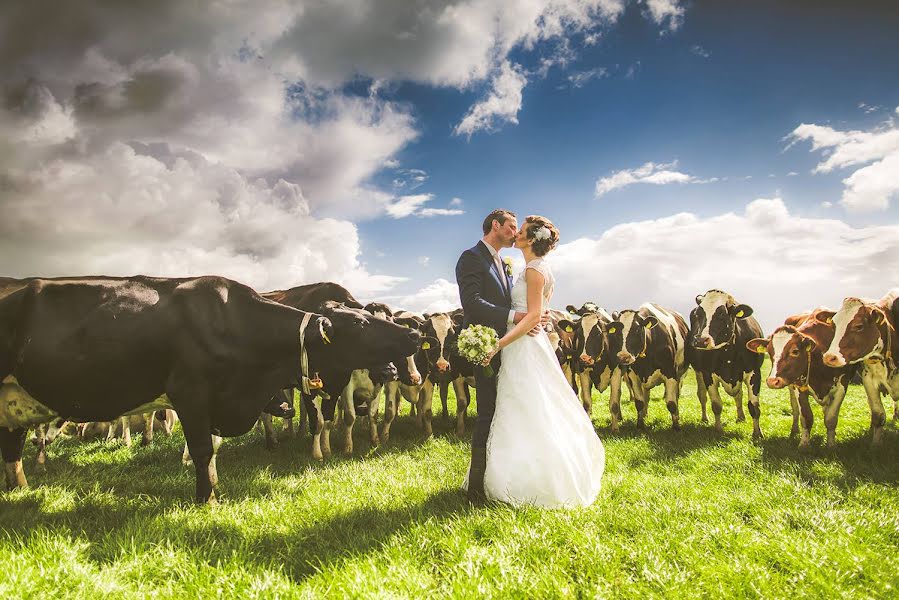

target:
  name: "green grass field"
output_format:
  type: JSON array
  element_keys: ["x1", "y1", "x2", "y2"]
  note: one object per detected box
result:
[{"x1": 2, "y1": 367, "x2": 899, "y2": 599}]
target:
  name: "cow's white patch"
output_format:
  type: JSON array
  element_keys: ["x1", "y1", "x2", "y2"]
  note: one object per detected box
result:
[
  {"x1": 547, "y1": 330, "x2": 561, "y2": 351},
  {"x1": 826, "y1": 299, "x2": 864, "y2": 364},
  {"x1": 578, "y1": 313, "x2": 599, "y2": 356},
  {"x1": 373, "y1": 311, "x2": 388, "y2": 320},
  {"x1": 645, "y1": 303, "x2": 685, "y2": 363},
  {"x1": 768, "y1": 330, "x2": 793, "y2": 379},
  {"x1": 697, "y1": 290, "x2": 734, "y2": 340},
  {"x1": 405, "y1": 355, "x2": 421, "y2": 383},
  {"x1": 430, "y1": 314, "x2": 453, "y2": 360},
  {"x1": 619, "y1": 311, "x2": 638, "y2": 358},
  {"x1": 215, "y1": 286, "x2": 229, "y2": 303},
  {"x1": 0, "y1": 375, "x2": 58, "y2": 428}
]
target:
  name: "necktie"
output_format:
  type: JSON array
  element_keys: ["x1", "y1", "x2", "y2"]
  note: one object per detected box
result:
[{"x1": 494, "y1": 254, "x2": 507, "y2": 294}]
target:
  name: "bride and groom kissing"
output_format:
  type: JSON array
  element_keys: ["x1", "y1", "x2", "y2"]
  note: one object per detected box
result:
[{"x1": 455, "y1": 209, "x2": 605, "y2": 508}]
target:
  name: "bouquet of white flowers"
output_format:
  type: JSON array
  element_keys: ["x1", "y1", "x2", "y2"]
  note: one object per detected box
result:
[{"x1": 457, "y1": 324, "x2": 500, "y2": 377}]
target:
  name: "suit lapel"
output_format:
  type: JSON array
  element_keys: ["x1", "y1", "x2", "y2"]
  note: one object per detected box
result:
[{"x1": 478, "y1": 241, "x2": 509, "y2": 299}]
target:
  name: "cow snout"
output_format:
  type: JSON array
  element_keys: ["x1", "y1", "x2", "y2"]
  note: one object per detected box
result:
[
  {"x1": 410, "y1": 372, "x2": 422, "y2": 385},
  {"x1": 693, "y1": 336, "x2": 713, "y2": 349},
  {"x1": 822, "y1": 352, "x2": 845, "y2": 367},
  {"x1": 766, "y1": 376, "x2": 787, "y2": 389},
  {"x1": 436, "y1": 357, "x2": 450, "y2": 372},
  {"x1": 579, "y1": 353, "x2": 594, "y2": 366},
  {"x1": 617, "y1": 351, "x2": 635, "y2": 365}
]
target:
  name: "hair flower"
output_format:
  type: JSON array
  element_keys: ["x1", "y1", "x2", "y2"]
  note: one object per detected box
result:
[{"x1": 534, "y1": 226, "x2": 551, "y2": 241}]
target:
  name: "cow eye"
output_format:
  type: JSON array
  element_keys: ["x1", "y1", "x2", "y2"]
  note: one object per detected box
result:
[
  {"x1": 852, "y1": 323, "x2": 864, "y2": 331},
  {"x1": 789, "y1": 348, "x2": 800, "y2": 357}
]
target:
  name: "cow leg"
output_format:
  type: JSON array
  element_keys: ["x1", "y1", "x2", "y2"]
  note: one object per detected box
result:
[
  {"x1": 733, "y1": 385, "x2": 746, "y2": 423},
  {"x1": 797, "y1": 390, "x2": 814, "y2": 448},
  {"x1": 368, "y1": 384, "x2": 382, "y2": 447},
  {"x1": 708, "y1": 379, "x2": 724, "y2": 432},
  {"x1": 260, "y1": 412, "x2": 277, "y2": 450},
  {"x1": 120, "y1": 416, "x2": 132, "y2": 447},
  {"x1": 453, "y1": 378, "x2": 469, "y2": 436},
  {"x1": 339, "y1": 388, "x2": 357, "y2": 455},
  {"x1": 283, "y1": 414, "x2": 295, "y2": 438},
  {"x1": 381, "y1": 383, "x2": 398, "y2": 445},
  {"x1": 788, "y1": 386, "x2": 800, "y2": 437},
  {"x1": 162, "y1": 410, "x2": 175, "y2": 435},
  {"x1": 32, "y1": 426, "x2": 47, "y2": 471},
  {"x1": 439, "y1": 381, "x2": 450, "y2": 419},
  {"x1": 577, "y1": 370, "x2": 593, "y2": 415},
  {"x1": 665, "y1": 377, "x2": 680, "y2": 431},
  {"x1": 2, "y1": 428, "x2": 29, "y2": 490},
  {"x1": 141, "y1": 412, "x2": 155, "y2": 446},
  {"x1": 695, "y1": 370, "x2": 709, "y2": 423},
  {"x1": 298, "y1": 392, "x2": 309, "y2": 438},
  {"x1": 179, "y1": 414, "x2": 217, "y2": 504},
  {"x1": 861, "y1": 367, "x2": 887, "y2": 446},
  {"x1": 303, "y1": 394, "x2": 325, "y2": 461},
  {"x1": 824, "y1": 386, "x2": 847, "y2": 448},
  {"x1": 182, "y1": 441, "x2": 192, "y2": 466},
  {"x1": 609, "y1": 369, "x2": 623, "y2": 433},
  {"x1": 630, "y1": 376, "x2": 648, "y2": 429},
  {"x1": 744, "y1": 371, "x2": 762, "y2": 439},
  {"x1": 418, "y1": 381, "x2": 434, "y2": 438},
  {"x1": 208, "y1": 435, "x2": 223, "y2": 488}
]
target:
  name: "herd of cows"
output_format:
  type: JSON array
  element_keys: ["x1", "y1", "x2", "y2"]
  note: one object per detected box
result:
[{"x1": 1, "y1": 276, "x2": 897, "y2": 503}]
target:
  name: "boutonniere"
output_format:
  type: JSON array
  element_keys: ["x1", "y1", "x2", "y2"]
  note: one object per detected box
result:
[{"x1": 502, "y1": 257, "x2": 514, "y2": 277}]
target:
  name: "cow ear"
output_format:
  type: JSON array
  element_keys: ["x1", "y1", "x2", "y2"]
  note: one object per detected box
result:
[
  {"x1": 798, "y1": 336, "x2": 815, "y2": 351},
  {"x1": 871, "y1": 308, "x2": 886, "y2": 325},
  {"x1": 306, "y1": 316, "x2": 333, "y2": 347},
  {"x1": 815, "y1": 310, "x2": 836, "y2": 326},
  {"x1": 733, "y1": 304, "x2": 753, "y2": 319},
  {"x1": 559, "y1": 319, "x2": 575, "y2": 333},
  {"x1": 745, "y1": 337, "x2": 768, "y2": 354},
  {"x1": 605, "y1": 321, "x2": 622, "y2": 335},
  {"x1": 451, "y1": 311, "x2": 464, "y2": 326},
  {"x1": 643, "y1": 315, "x2": 659, "y2": 329},
  {"x1": 695, "y1": 294, "x2": 703, "y2": 305},
  {"x1": 420, "y1": 336, "x2": 438, "y2": 350},
  {"x1": 423, "y1": 313, "x2": 431, "y2": 320},
  {"x1": 611, "y1": 311, "x2": 620, "y2": 321},
  {"x1": 565, "y1": 304, "x2": 578, "y2": 314}
]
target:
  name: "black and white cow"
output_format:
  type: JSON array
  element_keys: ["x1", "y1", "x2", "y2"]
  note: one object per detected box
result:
[
  {"x1": 416, "y1": 311, "x2": 469, "y2": 437},
  {"x1": 566, "y1": 303, "x2": 618, "y2": 417},
  {"x1": 604, "y1": 304, "x2": 689, "y2": 431},
  {"x1": 0, "y1": 276, "x2": 419, "y2": 502},
  {"x1": 688, "y1": 290, "x2": 765, "y2": 438}
]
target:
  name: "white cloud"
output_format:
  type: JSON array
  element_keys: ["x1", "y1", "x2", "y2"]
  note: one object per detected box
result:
[
  {"x1": 382, "y1": 278, "x2": 461, "y2": 315},
  {"x1": 454, "y1": 61, "x2": 528, "y2": 138},
  {"x1": 566, "y1": 67, "x2": 608, "y2": 88},
  {"x1": 545, "y1": 198, "x2": 899, "y2": 333},
  {"x1": 787, "y1": 112, "x2": 899, "y2": 211},
  {"x1": 418, "y1": 256, "x2": 431, "y2": 267},
  {"x1": 0, "y1": 143, "x2": 402, "y2": 296},
  {"x1": 643, "y1": 0, "x2": 685, "y2": 31},
  {"x1": 449, "y1": 197, "x2": 464, "y2": 207},
  {"x1": 690, "y1": 45, "x2": 710, "y2": 58},
  {"x1": 384, "y1": 194, "x2": 434, "y2": 219},
  {"x1": 594, "y1": 160, "x2": 714, "y2": 197},
  {"x1": 418, "y1": 208, "x2": 466, "y2": 217}
]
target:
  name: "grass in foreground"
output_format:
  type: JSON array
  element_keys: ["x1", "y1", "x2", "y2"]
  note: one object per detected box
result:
[{"x1": 2, "y1": 371, "x2": 899, "y2": 599}]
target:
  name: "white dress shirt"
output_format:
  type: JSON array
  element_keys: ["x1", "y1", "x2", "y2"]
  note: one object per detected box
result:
[{"x1": 483, "y1": 240, "x2": 516, "y2": 327}]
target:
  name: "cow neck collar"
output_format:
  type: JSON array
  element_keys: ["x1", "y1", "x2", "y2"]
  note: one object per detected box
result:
[{"x1": 298, "y1": 312, "x2": 323, "y2": 394}]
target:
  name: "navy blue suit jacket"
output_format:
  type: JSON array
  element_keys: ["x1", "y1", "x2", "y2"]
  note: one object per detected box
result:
[{"x1": 455, "y1": 241, "x2": 513, "y2": 336}]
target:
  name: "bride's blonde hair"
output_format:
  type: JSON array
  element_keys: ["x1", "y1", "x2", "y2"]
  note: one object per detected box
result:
[{"x1": 525, "y1": 215, "x2": 560, "y2": 257}]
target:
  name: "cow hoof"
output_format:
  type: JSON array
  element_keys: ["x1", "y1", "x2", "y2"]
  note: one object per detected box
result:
[
  {"x1": 789, "y1": 427, "x2": 799, "y2": 437},
  {"x1": 672, "y1": 423, "x2": 681, "y2": 432},
  {"x1": 736, "y1": 415, "x2": 746, "y2": 423},
  {"x1": 752, "y1": 431, "x2": 763, "y2": 440},
  {"x1": 140, "y1": 436, "x2": 152, "y2": 447}
]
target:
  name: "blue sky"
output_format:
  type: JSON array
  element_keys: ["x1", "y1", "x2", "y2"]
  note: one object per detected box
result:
[{"x1": 1, "y1": 1, "x2": 897, "y2": 331}]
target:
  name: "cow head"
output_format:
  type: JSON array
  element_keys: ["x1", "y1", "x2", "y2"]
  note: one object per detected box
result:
[
  {"x1": 573, "y1": 312, "x2": 604, "y2": 368},
  {"x1": 566, "y1": 302, "x2": 600, "y2": 317},
  {"x1": 690, "y1": 289, "x2": 753, "y2": 350},
  {"x1": 419, "y1": 312, "x2": 460, "y2": 378},
  {"x1": 747, "y1": 326, "x2": 815, "y2": 389},
  {"x1": 821, "y1": 298, "x2": 891, "y2": 367},
  {"x1": 605, "y1": 310, "x2": 656, "y2": 366},
  {"x1": 393, "y1": 311, "x2": 426, "y2": 386},
  {"x1": 313, "y1": 301, "x2": 420, "y2": 369}
]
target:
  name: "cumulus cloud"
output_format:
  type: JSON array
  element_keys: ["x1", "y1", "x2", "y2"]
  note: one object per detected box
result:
[
  {"x1": 454, "y1": 61, "x2": 528, "y2": 138},
  {"x1": 643, "y1": 0, "x2": 685, "y2": 31},
  {"x1": 594, "y1": 160, "x2": 714, "y2": 197},
  {"x1": 787, "y1": 113, "x2": 899, "y2": 211},
  {"x1": 382, "y1": 278, "x2": 461, "y2": 314},
  {"x1": 382, "y1": 194, "x2": 466, "y2": 218},
  {"x1": 546, "y1": 198, "x2": 899, "y2": 332}
]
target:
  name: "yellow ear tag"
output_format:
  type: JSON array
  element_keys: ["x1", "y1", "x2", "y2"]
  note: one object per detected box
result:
[
  {"x1": 321, "y1": 331, "x2": 331, "y2": 345},
  {"x1": 565, "y1": 326, "x2": 573, "y2": 332},
  {"x1": 608, "y1": 327, "x2": 617, "y2": 334},
  {"x1": 826, "y1": 318, "x2": 833, "y2": 325},
  {"x1": 754, "y1": 346, "x2": 767, "y2": 354},
  {"x1": 735, "y1": 310, "x2": 744, "y2": 318},
  {"x1": 422, "y1": 342, "x2": 431, "y2": 349}
]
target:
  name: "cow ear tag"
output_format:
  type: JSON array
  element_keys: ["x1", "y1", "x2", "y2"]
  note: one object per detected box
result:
[
  {"x1": 608, "y1": 327, "x2": 617, "y2": 334},
  {"x1": 735, "y1": 310, "x2": 744, "y2": 318},
  {"x1": 754, "y1": 345, "x2": 767, "y2": 354},
  {"x1": 565, "y1": 326, "x2": 573, "y2": 332},
  {"x1": 422, "y1": 342, "x2": 431, "y2": 349}
]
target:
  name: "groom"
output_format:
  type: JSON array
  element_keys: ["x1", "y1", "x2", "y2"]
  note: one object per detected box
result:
[{"x1": 456, "y1": 209, "x2": 547, "y2": 504}]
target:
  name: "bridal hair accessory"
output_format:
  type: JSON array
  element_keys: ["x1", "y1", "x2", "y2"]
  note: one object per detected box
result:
[{"x1": 534, "y1": 226, "x2": 551, "y2": 241}]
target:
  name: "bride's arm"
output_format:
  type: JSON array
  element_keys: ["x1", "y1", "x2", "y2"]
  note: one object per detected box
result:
[{"x1": 496, "y1": 268, "x2": 545, "y2": 350}]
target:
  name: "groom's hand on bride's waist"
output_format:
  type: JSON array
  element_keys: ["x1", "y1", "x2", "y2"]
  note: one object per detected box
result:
[{"x1": 512, "y1": 309, "x2": 550, "y2": 337}]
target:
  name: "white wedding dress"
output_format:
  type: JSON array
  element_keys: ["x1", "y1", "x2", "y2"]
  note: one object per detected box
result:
[{"x1": 480, "y1": 258, "x2": 605, "y2": 508}]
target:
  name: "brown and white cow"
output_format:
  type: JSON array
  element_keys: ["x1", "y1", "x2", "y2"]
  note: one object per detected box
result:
[
  {"x1": 566, "y1": 303, "x2": 619, "y2": 416},
  {"x1": 747, "y1": 308, "x2": 858, "y2": 447},
  {"x1": 604, "y1": 304, "x2": 689, "y2": 431},
  {"x1": 688, "y1": 290, "x2": 765, "y2": 437},
  {"x1": 820, "y1": 290, "x2": 899, "y2": 445}
]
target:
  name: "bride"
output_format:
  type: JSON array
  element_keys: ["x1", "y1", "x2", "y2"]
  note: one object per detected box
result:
[{"x1": 474, "y1": 215, "x2": 605, "y2": 508}]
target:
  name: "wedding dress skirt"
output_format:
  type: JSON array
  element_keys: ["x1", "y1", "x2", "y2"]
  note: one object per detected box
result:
[{"x1": 483, "y1": 329, "x2": 605, "y2": 508}]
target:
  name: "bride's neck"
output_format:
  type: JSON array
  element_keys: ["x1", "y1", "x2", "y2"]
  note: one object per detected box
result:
[{"x1": 521, "y1": 247, "x2": 538, "y2": 263}]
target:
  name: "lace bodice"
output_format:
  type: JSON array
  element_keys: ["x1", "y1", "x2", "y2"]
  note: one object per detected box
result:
[{"x1": 510, "y1": 258, "x2": 554, "y2": 311}]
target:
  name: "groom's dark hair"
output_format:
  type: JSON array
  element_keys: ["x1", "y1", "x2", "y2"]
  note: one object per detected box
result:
[{"x1": 482, "y1": 209, "x2": 517, "y2": 235}]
